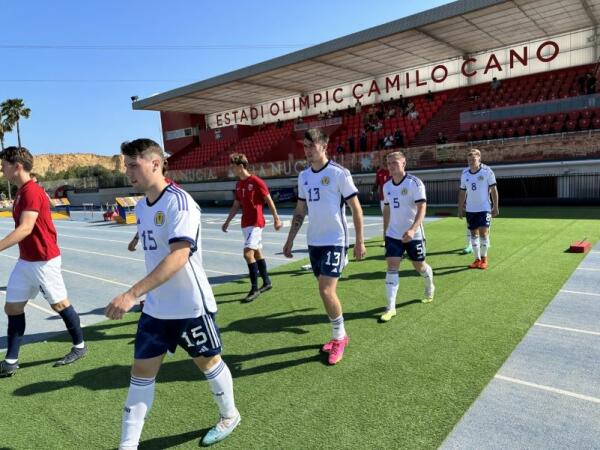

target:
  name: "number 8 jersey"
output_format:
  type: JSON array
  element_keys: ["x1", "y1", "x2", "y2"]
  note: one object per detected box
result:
[
  {"x1": 459, "y1": 164, "x2": 497, "y2": 212},
  {"x1": 297, "y1": 161, "x2": 359, "y2": 247},
  {"x1": 135, "y1": 184, "x2": 217, "y2": 319}
]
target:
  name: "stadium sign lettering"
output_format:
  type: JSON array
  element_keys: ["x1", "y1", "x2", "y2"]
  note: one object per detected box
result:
[{"x1": 214, "y1": 40, "x2": 559, "y2": 127}]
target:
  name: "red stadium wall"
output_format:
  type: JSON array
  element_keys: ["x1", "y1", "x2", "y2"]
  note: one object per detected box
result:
[{"x1": 161, "y1": 111, "x2": 206, "y2": 154}]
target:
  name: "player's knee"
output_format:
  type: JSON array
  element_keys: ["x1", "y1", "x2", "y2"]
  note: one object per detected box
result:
[
  {"x1": 50, "y1": 299, "x2": 70, "y2": 312},
  {"x1": 194, "y1": 354, "x2": 221, "y2": 372},
  {"x1": 5, "y1": 302, "x2": 26, "y2": 315},
  {"x1": 243, "y1": 248, "x2": 255, "y2": 262}
]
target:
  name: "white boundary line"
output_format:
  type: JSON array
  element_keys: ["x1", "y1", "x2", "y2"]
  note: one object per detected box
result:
[
  {"x1": 560, "y1": 289, "x2": 600, "y2": 297},
  {"x1": 535, "y1": 322, "x2": 600, "y2": 336},
  {"x1": 576, "y1": 267, "x2": 600, "y2": 272},
  {"x1": 495, "y1": 374, "x2": 600, "y2": 404}
]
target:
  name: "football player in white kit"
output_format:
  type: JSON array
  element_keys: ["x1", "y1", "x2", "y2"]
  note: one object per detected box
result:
[
  {"x1": 458, "y1": 148, "x2": 499, "y2": 270},
  {"x1": 380, "y1": 151, "x2": 434, "y2": 322},
  {"x1": 283, "y1": 128, "x2": 366, "y2": 365},
  {"x1": 105, "y1": 139, "x2": 239, "y2": 449}
]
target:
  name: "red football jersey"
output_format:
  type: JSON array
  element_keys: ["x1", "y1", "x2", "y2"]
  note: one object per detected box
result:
[
  {"x1": 375, "y1": 168, "x2": 391, "y2": 201},
  {"x1": 12, "y1": 180, "x2": 60, "y2": 262},
  {"x1": 235, "y1": 175, "x2": 270, "y2": 228}
]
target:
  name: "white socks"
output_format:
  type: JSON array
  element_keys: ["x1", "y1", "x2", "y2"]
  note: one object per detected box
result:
[
  {"x1": 330, "y1": 315, "x2": 346, "y2": 340},
  {"x1": 480, "y1": 236, "x2": 489, "y2": 257},
  {"x1": 120, "y1": 376, "x2": 155, "y2": 449},
  {"x1": 471, "y1": 236, "x2": 481, "y2": 259},
  {"x1": 385, "y1": 271, "x2": 399, "y2": 311},
  {"x1": 419, "y1": 263, "x2": 434, "y2": 289},
  {"x1": 203, "y1": 359, "x2": 237, "y2": 418}
]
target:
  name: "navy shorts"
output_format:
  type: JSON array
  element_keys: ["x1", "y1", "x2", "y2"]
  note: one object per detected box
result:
[
  {"x1": 385, "y1": 237, "x2": 426, "y2": 262},
  {"x1": 134, "y1": 312, "x2": 222, "y2": 359},
  {"x1": 308, "y1": 245, "x2": 346, "y2": 278},
  {"x1": 466, "y1": 211, "x2": 491, "y2": 230}
]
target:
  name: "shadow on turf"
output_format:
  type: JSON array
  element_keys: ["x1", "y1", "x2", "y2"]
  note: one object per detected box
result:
[
  {"x1": 11, "y1": 344, "x2": 323, "y2": 396},
  {"x1": 138, "y1": 429, "x2": 209, "y2": 450}
]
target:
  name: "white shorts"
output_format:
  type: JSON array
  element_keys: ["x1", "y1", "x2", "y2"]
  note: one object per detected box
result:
[
  {"x1": 380, "y1": 200, "x2": 386, "y2": 213},
  {"x1": 6, "y1": 256, "x2": 68, "y2": 304},
  {"x1": 242, "y1": 226, "x2": 263, "y2": 250}
]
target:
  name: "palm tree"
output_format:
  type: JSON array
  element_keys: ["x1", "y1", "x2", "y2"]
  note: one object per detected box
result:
[{"x1": 1, "y1": 98, "x2": 30, "y2": 147}]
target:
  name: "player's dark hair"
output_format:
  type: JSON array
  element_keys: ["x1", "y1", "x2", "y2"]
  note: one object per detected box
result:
[
  {"x1": 230, "y1": 153, "x2": 248, "y2": 168},
  {"x1": 0, "y1": 146, "x2": 34, "y2": 172},
  {"x1": 120, "y1": 138, "x2": 164, "y2": 160},
  {"x1": 304, "y1": 128, "x2": 329, "y2": 146}
]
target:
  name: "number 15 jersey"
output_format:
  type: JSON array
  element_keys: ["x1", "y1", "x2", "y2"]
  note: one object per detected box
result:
[
  {"x1": 297, "y1": 161, "x2": 358, "y2": 247},
  {"x1": 135, "y1": 184, "x2": 217, "y2": 319}
]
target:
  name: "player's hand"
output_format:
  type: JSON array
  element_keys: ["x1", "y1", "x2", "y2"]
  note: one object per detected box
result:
[
  {"x1": 273, "y1": 217, "x2": 282, "y2": 231},
  {"x1": 492, "y1": 207, "x2": 499, "y2": 217},
  {"x1": 105, "y1": 291, "x2": 136, "y2": 320},
  {"x1": 283, "y1": 240, "x2": 294, "y2": 258},
  {"x1": 353, "y1": 241, "x2": 366, "y2": 261},
  {"x1": 128, "y1": 237, "x2": 138, "y2": 252},
  {"x1": 457, "y1": 209, "x2": 464, "y2": 219},
  {"x1": 221, "y1": 222, "x2": 229, "y2": 233},
  {"x1": 401, "y1": 229, "x2": 415, "y2": 243}
]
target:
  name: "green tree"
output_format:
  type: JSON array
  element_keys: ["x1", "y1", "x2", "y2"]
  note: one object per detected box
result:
[
  {"x1": 1, "y1": 98, "x2": 31, "y2": 147},
  {"x1": 0, "y1": 112, "x2": 13, "y2": 150}
]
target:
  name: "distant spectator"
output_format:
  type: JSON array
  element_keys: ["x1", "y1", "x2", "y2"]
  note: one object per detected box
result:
[
  {"x1": 387, "y1": 105, "x2": 396, "y2": 118},
  {"x1": 326, "y1": 110, "x2": 333, "y2": 119},
  {"x1": 348, "y1": 135, "x2": 355, "y2": 152},
  {"x1": 336, "y1": 143, "x2": 344, "y2": 154},
  {"x1": 359, "y1": 131, "x2": 367, "y2": 152},
  {"x1": 332, "y1": 109, "x2": 340, "y2": 118},
  {"x1": 408, "y1": 109, "x2": 419, "y2": 121},
  {"x1": 394, "y1": 128, "x2": 404, "y2": 147},
  {"x1": 426, "y1": 90, "x2": 434, "y2": 102},
  {"x1": 383, "y1": 135, "x2": 395, "y2": 149},
  {"x1": 276, "y1": 119, "x2": 283, "y2": 128},
  {"x1": 373, "y1": 120, "x2": 383, "y2": 131},
  {"x1": 296, "y1": 116, "x2": 304, "y2": 124},
  {"x1": 436, "y1": 132, "x2": 448, "y2": 145},
  {"x1": 491, "y1": 77, "x2": 501, "y2": 90},
  {"x1": 405, "y1": 100, "x2": 415, "y2": 117},
  {"x1": 355, "y1": 100, "x2": 362, "y2": 114},
  {"x1": 398, "y1": 95, "x2": 407, "y2": 110},
  {"x1": 347, "y1": 104, "x2": 354, "y2": 116},
  {"x1": 587, "y1": 73, "x2": 597, "y2": 95},
  {"x1": 577, "y1": 73, "x2": 587, "y2": 95}
]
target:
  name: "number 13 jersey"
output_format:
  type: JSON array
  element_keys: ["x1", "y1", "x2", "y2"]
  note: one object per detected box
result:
[
  {"x1": 297, "y1": 161, "x2": 358, "y2": 247},
  {"x1": 135, "y1": 184, "x2": 217, "y2": 319}
]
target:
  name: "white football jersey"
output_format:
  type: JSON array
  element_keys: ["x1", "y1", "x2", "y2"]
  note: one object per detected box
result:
[
  {"x1": 298, "y1": 161, "x2": 358, "y2": 247},
  {"x1": 135, "y1": 184, "x2": 217, "y2": 319},
  {"x1": 460, "y1": 164, "x2": 497, "y2": 212},
  {"x1": 383, "y1": 174, "x2": 427, "y2": 240}
]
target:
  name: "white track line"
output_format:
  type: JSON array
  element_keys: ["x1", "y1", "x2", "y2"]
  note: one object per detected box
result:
[
  {"x1": 535, "y1": 322, "x2": 600, "y2": 336},
  {"x1": 495, "y1": 375, "x2": 600, "y2": 404},
  {"x1": 27, "y1": 301, "x2": 59, "y2": 316},
  {"x1": 560, "y1": 289, "x2": 600, "y2": 297},
  {"x1": 60, "y1": 246, "x2": 145, "y2": 262},
  {"x1": 0, "y1": 253, "x2": 131, "y2": 287},
  {"x1": 576, "y1": 267, "x2": 600, "y2": 272}
]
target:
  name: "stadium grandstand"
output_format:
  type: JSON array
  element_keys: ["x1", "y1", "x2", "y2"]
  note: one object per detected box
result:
[{"x1": 98, "y1": 0, "x2": 599, "y2": 208}]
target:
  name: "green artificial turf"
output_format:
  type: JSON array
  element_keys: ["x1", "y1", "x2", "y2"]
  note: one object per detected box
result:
[{"x1": 1, "y1": 208, "x2": 599, "y2": 449}]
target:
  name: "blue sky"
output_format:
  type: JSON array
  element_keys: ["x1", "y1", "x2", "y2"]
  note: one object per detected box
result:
[{"x1": 1, "y1": 0, "x2": 450, "y2": 155}]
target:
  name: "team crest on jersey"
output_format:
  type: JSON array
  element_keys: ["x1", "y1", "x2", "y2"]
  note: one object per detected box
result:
[
  {"x1": 248, "y1": 184, "x2": 253, "y2": 191},
  {"x1": 154, "y1": 211, "x2": 165, "y2": 226},
  {"x1": 401, "y1": 188, "x2": 408, "y2": 195},
  {"x1": 478, "y1": 175, "x2": 484, "y2": 181},
  {"x1": 320, "y1": 176, "x2": 330, "y2": 186}
]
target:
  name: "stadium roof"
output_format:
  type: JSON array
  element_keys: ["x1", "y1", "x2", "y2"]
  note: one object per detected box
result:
[{"x1": 133, "y1": 0, "x2": 600, "y2": 114}]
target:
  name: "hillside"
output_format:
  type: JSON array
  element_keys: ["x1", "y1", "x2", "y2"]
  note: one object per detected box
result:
[{"x1": 30, "y1": 153, "x2": 124, "y2": 176}]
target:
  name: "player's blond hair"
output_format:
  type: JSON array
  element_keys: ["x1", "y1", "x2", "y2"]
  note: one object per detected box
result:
[
  {"x1": 468, "y1": 148, "x2": 481, "y2": 157},
  {"x1": 386, "y1": 151, "x2": 406, "y2": 161}
]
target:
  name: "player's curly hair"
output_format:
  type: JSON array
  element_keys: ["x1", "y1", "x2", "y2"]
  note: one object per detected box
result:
[
  {"x1": 230, "y1": 153, "x2": 248, "y2": 168},
  {"x1": 0, "y1": 146, "x2": 34, "y2": 172}
]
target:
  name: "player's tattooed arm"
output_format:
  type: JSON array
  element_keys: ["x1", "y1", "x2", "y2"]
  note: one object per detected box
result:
[{"x1": 283, "y1": 201, "x2": 307, "y2": 257}]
